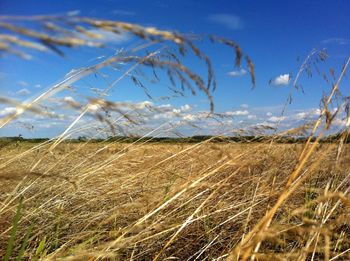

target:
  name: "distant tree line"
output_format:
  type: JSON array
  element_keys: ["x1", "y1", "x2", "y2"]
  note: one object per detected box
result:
[{"x1": 1, "y1": 132, "x2": 349, "y2": 145}]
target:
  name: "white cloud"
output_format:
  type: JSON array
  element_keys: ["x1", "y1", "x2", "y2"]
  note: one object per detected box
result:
[
  {"x1": 35, "y1": 84, "x2": 42, "y2": 88},
  {"x1": 0, "y1": 107, "x2": 16, "y2": 116},
  {"x1": 268, "y1": 116, "x2": 285, "y2": 122},
  {"x1": 291, "y1": 108, "x2": 321, "y2": 121},
  {"x1": 270, "y1": 74, "x2": 291, "y2": 86},
  {"x1": 3, "y1": 96, "x2": 334, "y2": 138},
  {"x1": 321, "y1": 38, "x2": 349, "y2": 45},
  {"x1": 16, "y1": 88, "x2": 31, "y2": 95},
  {"x1": 17, "y1": 81, "x2": 28, "y2": 87},
  {"x1": 182, "y1": 114, "x2": 197, "y2": 121},
  {"x1": 36, "y1": 120, "x2": 65, "y2": 129},
  {"x1": 208, "y1": 14, "x2": 243, "y2": 30},
  {"x1": 311, "y1": 108, "x2": 321, "y2": 116},
  {"x1": 157, "y1": 104, "x2": 172, "y2": 109},
  {"x1": 67, "y1": 10, "x2": 81, "y2": 16},
  {"x1": 64, "y1": 96, "x2": 76, "y2": 103},
  {"x1": 332, "y1": 118, "x2": 346, "y2": 127},
  {"x1": 227, "y1": 68, "x2": 247, "y2": 77},
  {"x1": 226, "y1": 110, "x2": 249, "y2": 116},
  {"x1": 294, "y1": 112, "x2": 307, "y2": 120},
  {"x1": 247, "y1": 114, "x2": 257, "y2": 120},
  {"x1": 112, "y1": 9, "x2": 135, "y2": 16},
  {"x1": 180, "y1": 104, "x2": 192, "y2": 112},
  {"x1": 153, "y1": 104, "x2": 193, "y2": 120},
  {"x1": 154, "y1": 112, "x2": 176, "y2": 120},
  {"x1": 135, "y1": 101, "x2": 153, "y2": 109}
]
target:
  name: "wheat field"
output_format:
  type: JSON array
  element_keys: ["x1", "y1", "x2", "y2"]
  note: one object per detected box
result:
[{"x1": 1, "y1": 139, "x2": 350, "y2": 260}]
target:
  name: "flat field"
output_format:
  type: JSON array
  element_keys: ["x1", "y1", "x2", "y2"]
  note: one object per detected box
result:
[{"x1": 1, "y1": 141, "x2": 350, "y2": 260}]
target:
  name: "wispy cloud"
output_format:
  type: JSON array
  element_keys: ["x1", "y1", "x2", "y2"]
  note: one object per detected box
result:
[
  {"x1": 290, "y1": 108, "x2": 321, "y2": 121},
  {"x1": 63, "y1": 96, "x2": 76, "y2": 103},
  {"x1": 16, "y1": 88, "x2": 31, "y2": 96},
  {"x1": 268, "y1": 116, "x2": 285, "y2": 122},
  {"x1": 247, "y1": 114, "x2": 257, "y2": 120},
  {"x1": 321, "y1": 38, "x2": 349, "y2": 45},
  {"x1": 153, "y1": 103, "x2": 193, "y2": 120},
  {"x1": 67, "y1": 10, "x2": 81, "y2": 16},
  {"x1": 181, "y1": 104, "x2": 192, "y2": 111},
  {"x1": 226, "y1": 110, "x2": 249, "y2": 116},
  {"x1": 0, "y1": 107, "x2": 16, "y2": 116},
  {"x1": 112, "y1": 9, "x2": 136, "y2": 16},
  {"x1": 270, "y1": 74, "x2": 291, "y2": 86},
  {"x1": 17, "y1": 80, "x2": 28, "y2": 87},
  {"x1": 227, "y1": 68, "x2": 247, "y2": 77},
  {"x1": 208, "y1": 14, "x2": 243, "y2": 30},
  {"x1": 3, "y1": 94, "x2": 341, "y2": 138}
]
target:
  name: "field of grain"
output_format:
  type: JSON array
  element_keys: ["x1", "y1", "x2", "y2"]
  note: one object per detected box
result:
[{"x1": 1, "y1": 140, "x2": 350, "y2": 260}]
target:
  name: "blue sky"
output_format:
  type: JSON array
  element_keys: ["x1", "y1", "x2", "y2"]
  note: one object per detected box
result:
[{"x1": 0, "y1": 0, "x2": 349, "y2": 137}]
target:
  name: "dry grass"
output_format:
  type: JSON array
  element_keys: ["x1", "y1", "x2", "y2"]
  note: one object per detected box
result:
[{"x1": 1, "y1": 140, "x2": 350, "y2": 260}]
